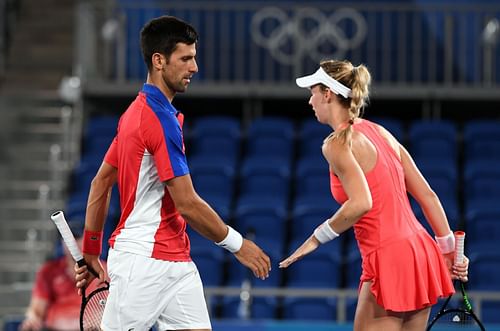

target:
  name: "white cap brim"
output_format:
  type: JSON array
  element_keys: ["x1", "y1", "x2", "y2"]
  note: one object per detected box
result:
[{"x1": 296, "y1": 67, "x2": 352, "y2": 98}]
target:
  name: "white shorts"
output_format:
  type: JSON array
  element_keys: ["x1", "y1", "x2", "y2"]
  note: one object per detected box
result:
[{"x1": 101, "y1": 248, "x2": 211, "y2": 331}]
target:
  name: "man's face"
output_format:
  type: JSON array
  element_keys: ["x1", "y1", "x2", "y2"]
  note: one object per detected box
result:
[{"x1": 161, "y1": 42, "x2": 198, "y2": 94}]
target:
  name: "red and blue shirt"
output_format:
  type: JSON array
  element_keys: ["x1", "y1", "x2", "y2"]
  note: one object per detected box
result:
[{"x1": 105, "y1": 84, "x2": 191, "y2": 261}]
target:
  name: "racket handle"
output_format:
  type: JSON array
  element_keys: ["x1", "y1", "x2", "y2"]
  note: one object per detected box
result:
[
  {"x1": 454, "y1": 231, "x2": 465, "y2": 265},
  {"x1": 51, "y1": 211, "x2": 84, "y2": 262},
  {"x1": 51, "y1": 211, "x2": 100, "y2": 279}
]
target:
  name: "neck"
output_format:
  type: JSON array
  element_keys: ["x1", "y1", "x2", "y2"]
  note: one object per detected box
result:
[{"x1": 146, "y1": 74, "x2": 175, "y2": 102}]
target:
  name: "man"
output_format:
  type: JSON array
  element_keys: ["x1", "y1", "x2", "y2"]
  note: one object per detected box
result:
[{"x1": 74, "y1": 15, "x2": 271, "y2": 331}]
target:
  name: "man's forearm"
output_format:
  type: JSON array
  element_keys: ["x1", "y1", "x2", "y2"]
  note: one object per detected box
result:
[{"x1": 178, "y1": 196, "x2": 229, "y2": 242}]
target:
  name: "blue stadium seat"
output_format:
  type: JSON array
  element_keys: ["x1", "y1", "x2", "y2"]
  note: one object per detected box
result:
[
  {"x1": 245, "y1": 117, "x2": 295, "y2": 160},
  {"x1": 241, "y1": 155, "x2": 291, "y2": 183},
  {"x1": 234, "y1": 199, "x2": 288, "y2": 243},
  {"x1": 464, "y1": 120, "x2": 500, "y2": 161},
  {"x1": 294, "y1": 156, "x2": 333, "y2": 206},
  {"x1": 345, "y1": 242, "x2": 363, "y2": 289},
  {"x1": 481, "y1": 300, "x2": 500, "y2": 324},
  {"x1": 238, "y1": 156, "x2": 291, "y2": 209},
  {"x1": 413, "y1": 158, "x2": 458, "y2": 199},
  {"x1": 368, "y1": 117, "x2": 405, "y2": 142},
  {"x1": 346, "y1": 297, "x2": 358, "y2": 321},
  {"x1": 190, "y1": 245, "x2": 225, "y2": 286},
  {"x1": 84, "y1": 114, "x2": 119, "y2": 139},
  {"x1": 186, "y1": 226, "x2": 209, "y2": 249},
  {"x1": 189, "y1": 155, "x2": 236, "y2": 220},
  {"x1": 2, "y1": 316, "x2": 22, "y2": 331},
  {"x1": 189, "y1": 116, "x2": 241, "y2": 162},
  {"x1": 408, "y1": 120, "x2": 457, "y2": 162},
  {"x1": 282, "y1": 298, "x2": 337, "y2": 321},
  {"x1": 411, "y1": 196, "x2": 460, "y2": 235},
  {"x1": 467, "y1": 243, "x2": 500, "y2": 291},
  {"x1": 298, "y1": 118, "x2": 332, "y2": 158},
  {"x1": 464, "y1": 203, "x2": 500, "y2": 244},
  {"x1": 290, "y1": 200, "x2": 341, "y2": 243},
  {"x1": 464, "y1": 160, "x2": 500, "y2": 205}
]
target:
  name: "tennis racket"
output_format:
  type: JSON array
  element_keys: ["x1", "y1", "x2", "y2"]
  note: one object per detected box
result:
[
  {"x1": 426, "y1": 231, "x2": 485, "y2": 330},
  {"x1": 51, "y1": 210, "x2": 109, "y2": 331}
]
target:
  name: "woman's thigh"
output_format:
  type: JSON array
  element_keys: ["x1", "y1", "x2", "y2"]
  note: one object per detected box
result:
[{"x1": 354, "y1": 281, "x2": 404, "y2": 331}]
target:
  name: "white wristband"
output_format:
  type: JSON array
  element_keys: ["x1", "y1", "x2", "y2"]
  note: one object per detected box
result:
[
  {"x1": 313, "y1": 219, "x2": 340, "y2": 244},
  {"x1": 435, "y1": 232, "x2": 455, "y2": 254},
  {"x1": 215, "y1": 225, "x2": 243, "y2": 253}
]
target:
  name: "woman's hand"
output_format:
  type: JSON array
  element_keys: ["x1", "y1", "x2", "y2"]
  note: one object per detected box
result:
[
  {"x1": 443, "y1": 252, "x2": 469, "y2": 282},
  {"x1": 279, "y1": 235, "x2": 320, "y2": 268}
]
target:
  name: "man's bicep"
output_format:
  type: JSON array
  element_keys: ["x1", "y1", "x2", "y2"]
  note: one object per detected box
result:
[
  {"x1": 165, "y1": 174, "x2": 197, "y2": 206},
  {"x1": 96, "y1": 161, "x2": 118, "y2": 185}
]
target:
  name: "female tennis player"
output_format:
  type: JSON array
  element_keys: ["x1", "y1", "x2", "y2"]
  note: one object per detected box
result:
[{"x1": 279, "y1": 59, "x2": 469, "y2": 331}]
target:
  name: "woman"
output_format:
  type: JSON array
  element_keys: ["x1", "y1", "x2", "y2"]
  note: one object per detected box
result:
[{"x1": 279, "y1": 59, "x2": 469, "y2": 331}]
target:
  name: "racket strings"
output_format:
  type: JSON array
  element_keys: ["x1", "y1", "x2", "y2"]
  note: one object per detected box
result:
[
  {"x1": 446, "y1": 311, "x2": 473, "y2": 324},
  {"x1": 82, "y1": 289, "x2": 109, "y2": 331},
  {"x1": 433, "y1": 310, "x2": 483, "y2": 330}
]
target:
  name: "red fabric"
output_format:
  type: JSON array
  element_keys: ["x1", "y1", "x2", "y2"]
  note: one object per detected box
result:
[
  {"x1": 82, "y1": 230, "x2": 103, "y2": 255},
  {"x1": 31, "y1": 257, "x2": 104, "y2": 330},
  {"x1": 330, "y1": 119, "x2": 454, "y2": 312},
  {"x1": 104, "y1": 85, "x2": 191, "y2": 261}
]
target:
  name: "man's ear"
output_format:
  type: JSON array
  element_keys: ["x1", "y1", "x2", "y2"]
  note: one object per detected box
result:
[{"x1": 151, "y1": 53, "x2": 164, "y2": 71}]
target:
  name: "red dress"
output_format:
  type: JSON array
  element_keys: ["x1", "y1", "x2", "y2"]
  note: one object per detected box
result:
[{"x1": 330, "y1": 119, "x2": 454, "y2": 312}]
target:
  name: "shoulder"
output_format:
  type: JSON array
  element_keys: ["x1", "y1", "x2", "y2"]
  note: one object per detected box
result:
[{"x1": 322, "y1": 133, "x2": 352, "y2": 164}]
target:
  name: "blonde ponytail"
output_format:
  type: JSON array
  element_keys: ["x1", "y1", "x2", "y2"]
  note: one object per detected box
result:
[{"x1": 320, "y1": 60, "x2": 371, "y2": 145}]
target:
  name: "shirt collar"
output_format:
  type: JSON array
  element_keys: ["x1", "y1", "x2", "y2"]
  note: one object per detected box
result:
[{"x1": 141, "y1": 84, "x2": 180, "y2": 115}]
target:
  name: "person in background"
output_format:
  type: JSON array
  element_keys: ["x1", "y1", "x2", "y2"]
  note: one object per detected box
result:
[
  {"x1": 279, "y1": 59, "x2": 469, "y2": 331},
  {"x1": 74, "y1": 15, "x2": 270, "y2": 331},
  {"x1": 20, "y1": 222, "x2": 105, "y2": 331}
]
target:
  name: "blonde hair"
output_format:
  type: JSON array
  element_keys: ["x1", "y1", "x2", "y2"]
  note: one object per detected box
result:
[{"x1": 320, "y1": 59, "x2": 371, "y2": 145}]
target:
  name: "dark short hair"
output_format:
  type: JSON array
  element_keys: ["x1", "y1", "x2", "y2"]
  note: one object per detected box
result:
[{"x1": 140, "y1": 15, "x2": 198, "y2": 72}]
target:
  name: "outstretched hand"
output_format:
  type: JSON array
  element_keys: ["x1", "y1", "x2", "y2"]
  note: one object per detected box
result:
[
  {"x1": 279, "y1": 235, "x2": 320, "y2": 268},
  {"x1": 234, "y1": 239, "x2": 271, "y2": 280}
]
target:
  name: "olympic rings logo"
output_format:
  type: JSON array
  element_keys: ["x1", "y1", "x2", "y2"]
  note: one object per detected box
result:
[{"x1": 251, "y1": 7, "x2": 367, "y2": 65}]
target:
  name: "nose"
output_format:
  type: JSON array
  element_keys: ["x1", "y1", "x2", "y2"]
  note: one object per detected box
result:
[{"x1": 190, "y1": 59, "x2": 198, "y2": 73}]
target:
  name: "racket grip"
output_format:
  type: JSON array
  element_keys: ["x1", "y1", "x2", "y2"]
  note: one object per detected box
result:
[{"x1": 454, "y1": 231, "x2": 465, "y2": 265}]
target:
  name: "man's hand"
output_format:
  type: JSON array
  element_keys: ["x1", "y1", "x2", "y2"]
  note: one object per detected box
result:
[
  {"x1": 74, "y1": 254, "x2": 107, "y2": 295},
  {"x1": 233, "y1": 239, "x2": 271, "y2": 280},
  {"x1": 19, "y1": 314, "x2": 43, "y2": 331}
]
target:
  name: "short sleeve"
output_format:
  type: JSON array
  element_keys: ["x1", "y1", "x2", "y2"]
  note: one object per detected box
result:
[
  {"x1": 142, "y1": 108, "x2": 189, "y2": 182},
  {"x1": 104, "y1": 137, "x2": 118, "y2": 168}
]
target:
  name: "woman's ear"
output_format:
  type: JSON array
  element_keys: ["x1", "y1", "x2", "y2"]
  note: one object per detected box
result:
[{"x1": 324, "y1": 88, "x2": 334, "y2": 102}]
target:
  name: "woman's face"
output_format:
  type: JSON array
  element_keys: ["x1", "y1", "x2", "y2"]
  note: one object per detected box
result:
[{"x1": 308, "y1": 85, "x2": 330, "y2": 124}]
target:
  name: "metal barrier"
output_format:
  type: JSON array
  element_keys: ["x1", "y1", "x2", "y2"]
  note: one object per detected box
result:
[
  {"x1": 204, "y1": 286, "x2": 500, "y2": 323},
  {"x1": 77, "y1": 1, "x2": 500, "y2": 99},
  {"x1": 1, "y1": 284, "x2": 500, "y2": 324}
]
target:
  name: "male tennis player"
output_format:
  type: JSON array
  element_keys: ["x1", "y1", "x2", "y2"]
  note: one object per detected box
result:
[{"x1": 74, "y1": 15, "x2": 271, "y2": 331}]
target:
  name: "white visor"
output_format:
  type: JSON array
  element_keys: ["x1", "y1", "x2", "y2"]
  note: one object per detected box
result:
[{"x1": 296, "y1": 67, "x2": 352, "y2": 98}]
